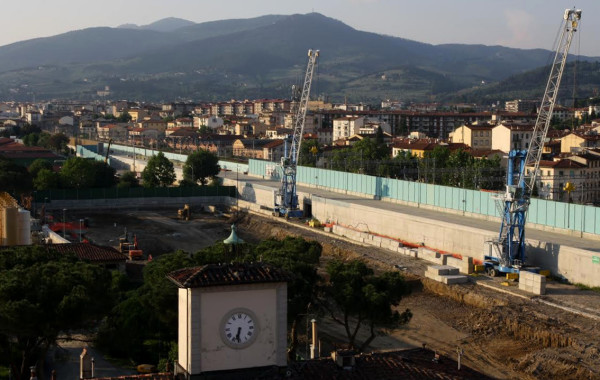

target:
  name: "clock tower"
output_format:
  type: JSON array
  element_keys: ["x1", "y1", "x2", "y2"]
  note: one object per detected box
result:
[{"x1": 168, "y1": 263, "x2": 289, "y2": 378}]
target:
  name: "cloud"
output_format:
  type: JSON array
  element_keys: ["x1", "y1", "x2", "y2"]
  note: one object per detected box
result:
[{"x1": 498, "y1": 9, "x2": 535, "y2": 48}]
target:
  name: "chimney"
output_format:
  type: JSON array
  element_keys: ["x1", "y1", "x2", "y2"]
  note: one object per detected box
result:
[
  {"x1": 80, "y1": 347, "x2": 92, "y2": 379},
  {"x1": 331, "y1": 350, "x2": 356, "y2": 370},
  {"x1": 310, "y1": 319, "x2": 319, "y2": 359}
]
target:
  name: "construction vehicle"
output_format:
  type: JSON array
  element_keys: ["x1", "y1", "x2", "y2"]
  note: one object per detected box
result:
[
  {"x1": 484, "y1": 9, "x2": 582, "y2": 276},
  {"x1": 119, "y1": 229, "x2": 143, "y2": 260},
  {"x1": 178, "y1": 204, "x2": 191, "y2": 221},
  {"x1": 274, "y1": 49, "x2": 319, "y2": 218}
]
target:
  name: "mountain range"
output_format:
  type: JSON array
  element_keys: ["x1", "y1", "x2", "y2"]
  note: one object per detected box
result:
[{"x1": 0, "y1": 13, "x2": 598, "y2": 103}]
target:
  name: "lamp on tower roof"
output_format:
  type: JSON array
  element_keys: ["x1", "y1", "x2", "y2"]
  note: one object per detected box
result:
[
  {"x1": 223, "y1": 224, "x2": 244, "y2": 245},
  {"x1": 223, "y1": 223, "x2": 245, "y2": 259}
]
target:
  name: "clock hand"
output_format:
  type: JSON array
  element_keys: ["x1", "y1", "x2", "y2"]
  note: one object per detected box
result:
[{"x1": 235, "y1": 327, "x2": 241, "y2": 342}]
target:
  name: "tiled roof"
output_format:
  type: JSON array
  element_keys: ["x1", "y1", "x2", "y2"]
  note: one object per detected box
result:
[
  {"x1": 537, "y1": 159, "x2": 586, "y2": 169},
  {"x1": 168, "y1": 263, "x2": 290, "y2": 288},
  {"x1": 0, "y1": 243, "x2": 127, "y2": 263},
  {"x1": 92, "y1": 373, "x2": 171, "y2": 380},
  {"x1": 498, "y1": 124, "x2": 535, "y2": 131},
  {"x1": 467, "y1": 149, "x2": 504, "y2": 158},
  {"x1": 49, "y1": 243, "x2": 127, "y2": 263},
  {"x1": 285, "y1": 348, "x2": 491, "y2": 379},
  {"x1": 262, "y1": 140, "x2": 284, "y2": 149}
]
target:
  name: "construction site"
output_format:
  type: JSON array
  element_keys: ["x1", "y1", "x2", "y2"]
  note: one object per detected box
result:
[
  {"x1": 4, "y1": 8, "x2": 600, "y2": 380},
  {"x1": 53, "y1": 204, "x2": 598, "y2": 380}
]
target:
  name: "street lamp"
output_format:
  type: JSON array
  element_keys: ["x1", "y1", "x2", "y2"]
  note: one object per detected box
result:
[
  {"x1": 62, "y1": 208, "x2": 67, "y2": 239},
  {"x1": 79, "y1": 219, "x2": 84, "y2": 242}
]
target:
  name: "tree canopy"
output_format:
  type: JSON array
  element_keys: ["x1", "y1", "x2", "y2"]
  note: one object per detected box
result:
[
  {"x1": 323, "y1": 259, "x2": 412, "y2": 352},
  {"x1": 0, "y1": 246, "x2": 114, "y2": 380},
  {"x1": 0, "y1": 158, "x2": 33, "y2": 195},
  {"x1": 142, "y1": 152, "x2": 176, "y2": 187},
  {"x1": 59, "y1": 157, "x2": 116, "y2": 189},
  {"x1": 183, "y1": 149, "x2": 220, "y2": 185},
  {"x1": 98, "y1": 236, "x2": 322, "y2": 365}
]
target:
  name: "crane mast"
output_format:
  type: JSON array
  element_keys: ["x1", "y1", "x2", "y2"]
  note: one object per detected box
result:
[
  {"x1": 274, "y1": 49, "x2": 319, "y2": 217},
  {"x1": 489, "y1": 9, "x2": 581, "y2": 274}
]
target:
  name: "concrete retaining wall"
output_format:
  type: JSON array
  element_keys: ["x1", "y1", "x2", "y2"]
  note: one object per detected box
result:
[{"x1": 223, "y1": 178, "x2": 600, "y2": 288}]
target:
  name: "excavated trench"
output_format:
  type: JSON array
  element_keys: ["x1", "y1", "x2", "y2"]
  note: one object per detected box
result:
[{"x1": 237, "y1": 213, "x2": 600, "y2": 379}]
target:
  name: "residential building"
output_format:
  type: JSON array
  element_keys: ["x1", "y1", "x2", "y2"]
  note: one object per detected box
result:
[
  {"x1": 449, "y1": 124, "x2": 494, "y2": 150},
  {"x1": 333, "y1": 116, "x2": 364, "y2": 142},
  {"x1": 96, "y1": 124, "x2": 128, "y2": 140},
  {"x1": 316, "y1": 128, "x2": 333, "y2": 146},
  {"x1": 194, "y1": 115, "x2": 224, "y2": 130},
  {"x1": 491, "y1": 123, "x2": 535, "y2": 153},
  {"x1": 232, "y1": 139, "x2": 282, "y2": 160},
  {"x1": 505, "y1": 99, "x2": 538, "y2": 113},
  {"x1": 528, "y1": 159, "x2": 587, "y2": 202},
  {"x1": 560, "y1": 131, "x2": 600, "y2": 153}
]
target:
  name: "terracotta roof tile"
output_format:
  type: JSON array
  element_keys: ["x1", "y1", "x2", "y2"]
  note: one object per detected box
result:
[
  {"x1": 49, "y1": 243, "x2": 127, "y2": 263},
  {"x1": 285, "y1": 348, "x2": 492, "y2": 379},
  {"x1": 168, "y1": 263, "x2": 290, "y2": 288}
]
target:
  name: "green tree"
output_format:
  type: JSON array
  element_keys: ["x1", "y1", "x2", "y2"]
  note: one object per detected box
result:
[
  {"x1": 255, "y1": 237, "x2": 321, "y2": 360},
  {"x1": 420, "y1": 146, "x2": 450, "y2": 184},
  {"x1": 117, "y1": 111, "x2": 132, "y2": 123},
  {"x1": 198, "y1": 125, "x2": 210, "y2": 135},
  {"x1": 183, "y1": 149, "x2": 220, "y2": 185},
  {"x1": 90, "y1": 161, "x2": 117, "y2": 188},
  {"x1": 323, "y1": 259, "x2": 412, "y2": 352},
  {"x1": 33, "y1": 168, "x2": 60, "y2": 190},
  {"x1": 60, "y1": 157, "x2": 95, "y2": 189},
  {"x1": 142, "y1": 152, "x2": 176, "y2": 187},
  {"x1": 0, "y1": 158, "x2": 33, "y2": 195},
  {"x1": 298, "y1": 139, "x2": 320, "y2": 167},
  {"x1": 117, "y1": 171, "x2": 140, "y2": 189},
  {"x1": 0, "y1": 246, "x2": 113, "y2": 380},
  {"x1": 47, "y1": 132, "x2": 69, "y2": 153},
  {"x1": 28, "y1": 159, "x2": 53, "y2": 179},
  {"x1": 96, "y1": 251, "x2": 193, "y2": 363},
  {"x1": 22, "y1": 133, "x2": 39, "y2": 147}
]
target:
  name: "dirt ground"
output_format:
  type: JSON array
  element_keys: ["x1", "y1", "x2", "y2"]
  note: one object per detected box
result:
[{"x1": 68, "y1": 207, "x2": 600, "y2": 380}]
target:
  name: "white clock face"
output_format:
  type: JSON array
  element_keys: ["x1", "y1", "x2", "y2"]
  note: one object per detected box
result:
[{"x1": 221, "y1": 309, "x2": 259, "y2": 348}]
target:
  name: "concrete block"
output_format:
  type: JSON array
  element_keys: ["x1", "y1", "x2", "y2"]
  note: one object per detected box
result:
[
  {"x1": 427, "y1": 265, "x2": 459, "y2": 276},
  {"x1": 323, "y1": 226, "x2": 331, "y2": 233},
  {"x1": 438, "y1": 254, "x2": 449, "y2": 265},
  {"x1": 424, "y1": 272, "x2": 442, "y2": 282},
  {"x1": 442, "y1": 275, "x2": 469, "y2": 285},
  {"x1": 418, "y1": 247, "x2": 439, "y2": 263}
]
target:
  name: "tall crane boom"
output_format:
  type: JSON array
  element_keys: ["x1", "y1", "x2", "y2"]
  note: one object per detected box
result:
[
  {"x1": 519, "y1": 9, "x2": 582, "y2": 195},
  {"x1": 274, "y1": 49, "x2": 319, "y2": 218},
  {"x1": 487, "y1": 9, "x2": 581, "y2": 275},
  {"x1": 289, "y1": 49, "x2": 319, "y2": 165}
]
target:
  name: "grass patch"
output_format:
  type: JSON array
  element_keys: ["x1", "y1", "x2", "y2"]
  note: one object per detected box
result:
[
  {"x1": 574, "y1": 283, "x2": 600, "y2": 293},
  {"x1": 0, "y1": 367, "x2": 10, "y2": 377}
]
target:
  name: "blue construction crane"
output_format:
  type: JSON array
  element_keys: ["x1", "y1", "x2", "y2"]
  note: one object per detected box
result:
[
  {"x1": 485, "y1": 9, "x2": 582, "y2": 276},
  {"x1": 274, "y1": 49, "x2": 319, "y2": 218}
]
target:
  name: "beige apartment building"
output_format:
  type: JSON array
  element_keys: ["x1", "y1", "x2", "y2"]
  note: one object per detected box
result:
[
  {"x1": 491, "y1": 123, "x2": 534, "y2": 153},
  {"x1": 450, "y1": 124, "x2": 493, "y2": 150},
  {"x1": 528, "y1": 159, "x2": 588, "y2": 202},
  {"x1": 560, "y1": 131, "x2": 600, "y2": 153}
]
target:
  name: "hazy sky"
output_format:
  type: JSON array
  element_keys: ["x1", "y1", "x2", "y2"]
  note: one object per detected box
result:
[{"x1": 2, "y1": 0, "x2": 599, "y2": 55}]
